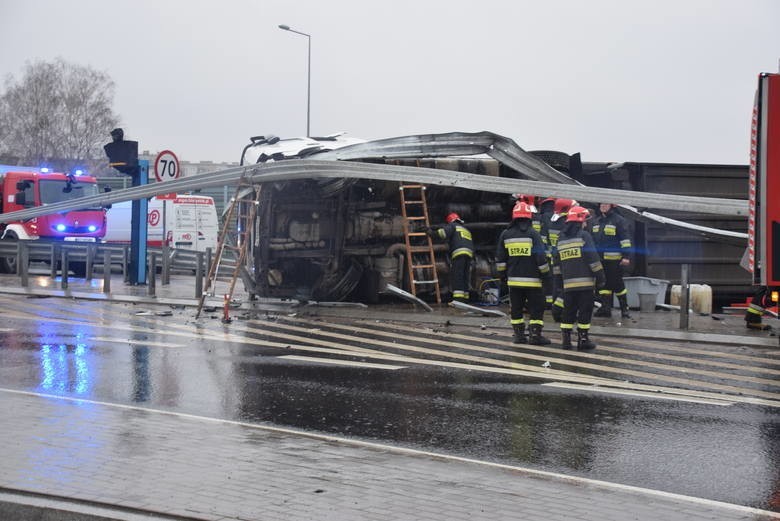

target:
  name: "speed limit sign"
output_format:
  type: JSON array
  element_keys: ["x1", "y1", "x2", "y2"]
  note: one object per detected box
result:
[{"x1": 154, "y1": 150, "x2": 180, "y2": 183}]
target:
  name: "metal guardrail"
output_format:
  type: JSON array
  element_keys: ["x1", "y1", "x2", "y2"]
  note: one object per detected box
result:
[{"x1": 0, "y1": 241, "x2": 211, "y2": 299}]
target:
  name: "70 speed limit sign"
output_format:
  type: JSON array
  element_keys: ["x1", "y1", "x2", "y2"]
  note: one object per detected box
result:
[{"x1": 154, "y1": 150, "x2": 180, "y2": 183}]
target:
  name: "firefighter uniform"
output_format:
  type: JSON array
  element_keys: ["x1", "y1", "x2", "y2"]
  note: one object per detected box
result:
[
  {"x1": 592, "y1": 205, "x2": 633, "y2": 318},
  {"x1": 515, "y1": 194, "x2": 552, "y2": 308},
  {"x1": 545, "y1": 199, "x2": 578, "y2": 322},
  {"x1": 538, "y1": 200, "x2": 555, "y2": 308},
  {"x1": 496, "y1": 214, "x2": 551, "y2": 345},
  {"x1": 555, "y1": 209, "x2": 606, "y2": 350},
  {"x1": 745, "y1": 286, "x2": 772, "y2": 330},
  {"x1": 432, "y1": 217, "x2": 474, "y2": 302}
]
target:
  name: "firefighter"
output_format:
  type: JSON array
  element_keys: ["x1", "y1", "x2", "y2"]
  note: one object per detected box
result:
[
  {"x1": 592, "y1": 202, "x2": 634, "y2": 319},
  {"x1": 545, "y1": 198, "x2": 578, "y2": 322},
  {"x1": 512, "y1": 194, "x2": 542, "y2": 233},
  {"x1": 745, "y1": 286, "x2": 773, "y2": 330},
  {"x1": 496, "y1": 201, "x2": 551, "y2": 345},
  {"x1": 428, "y1": 212, "x2": 474, "y2": 302},
  {"x1": 555, "y1": 205, "x2": 606, "y2": 350}
]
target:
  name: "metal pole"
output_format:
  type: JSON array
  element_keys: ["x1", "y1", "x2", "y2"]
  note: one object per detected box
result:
[
  {"x1": 279, "y1": 24, "x2": 312, "y2": 137},
  {"x1": 61, "y1": 249, "x2": 69, "y2": 290},
  {"x1": 50, "y1": 244, "x2": 57, "y2": 278},
  {"x1": 103, "y1": 249, "x2": 111, "y2": 293},
  {"x1": 306, "y1": 33, "x2": 311, "y2": 137},
  {"x1": 86, "y1": 243, "x2": 94, "y2": 280},
  {"x1": 195, "y1": 251, "x2": 204, "y2": 300},
  {"x1": 162, "y1": 245, "x2": 171, "y2": 286},
  {"x1": 679, "y1": 264, "x2": 690, "y2": 330},
  {"x1": 148, "y1": 252, "x2": 156, "y2": 297},
  {"x1": 19, "y1": 242, "x2": 29, "y2": 288}
]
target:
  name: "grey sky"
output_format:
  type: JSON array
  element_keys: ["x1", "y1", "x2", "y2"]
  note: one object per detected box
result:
[{"x1": 1, "y1": 0, "x2": 778, "y2": 165}]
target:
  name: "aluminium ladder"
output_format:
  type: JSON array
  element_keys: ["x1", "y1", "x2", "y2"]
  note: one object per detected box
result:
[
  {"x1": 196, "y1": 174, "x2": 260, "y2": 319},
  {"x1": 399, "y1": 183, "x2": 441, "y2": 304}
]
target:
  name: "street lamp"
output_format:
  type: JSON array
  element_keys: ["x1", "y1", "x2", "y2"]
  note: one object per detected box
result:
[{"x1": 278, "y1": 24, "x2": 311, "y2": 137}]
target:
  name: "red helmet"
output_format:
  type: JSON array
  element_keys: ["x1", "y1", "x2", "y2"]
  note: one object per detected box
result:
[
  {"x1": 513, "y1": 194, "x2": 538, "y2": 213},
  {"x1": 553, "y1": 198, "x2": 577, "y2": 215},
  {"x1": 512, "y1": 201, "x2": 534, "y2": 220},
  {"x1": 566, "y1": 205, "x2": 591, "y2": 223},
  {"x1": 445, "y1": 212, "x2": 461, "y2": 224}
]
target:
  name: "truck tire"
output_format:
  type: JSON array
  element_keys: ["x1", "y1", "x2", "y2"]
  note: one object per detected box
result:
[{"x1": 0, "y1": 232, "x2": 19, "y2": 274}]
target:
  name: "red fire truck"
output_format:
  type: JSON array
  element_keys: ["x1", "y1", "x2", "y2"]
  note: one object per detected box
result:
[
  {"x1": 748, "y1": 72, "x2": 780, "y2": 311},
  {"x1": 0, "y1": 168, "x2": 107, "y2": 274}
]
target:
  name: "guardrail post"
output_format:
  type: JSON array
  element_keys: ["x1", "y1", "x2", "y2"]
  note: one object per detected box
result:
[
  {"x1": 19, "y1": 242, "x2": 29, "y2": 287},
  {"x1": 103, "y1": 249, "x2": 111, "y2": 294},
  {"x1": 162, "y1": 245, "x2": 171, "y2": 286},
  {"x1": 13, "y1": 242, "x2": 21, "y2": 276},
  {"x1": 195, "y1": 251, "x2": 204, "y2": 299},
  {"x1": 679, "y1": 264, "x2": 690, "y2": 330},
  {"x1": 50, "y1": 244, "x2": 58, "y2": 278},
  {"x1": 148, "y1": 252, "x2": 157, "y2": 297},
  {"x1": 86, "y1": 243, "x2": 94, "y2": 280},
  {"x1": 61, "y1": 249, "x2": 69, "y2": 289},
  {"x1": 123, "y1": 246, "x2": 130, "y2": 283}
]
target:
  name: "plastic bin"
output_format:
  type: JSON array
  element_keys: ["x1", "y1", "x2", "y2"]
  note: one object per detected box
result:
[
  {"x1": 638, "y1": 293, "x2": 657, "y2": 312},
  {"x1": 618, "y1": 276, "x2": 670, "y2": 309},
  {"x1": 670, "y1": 284, "x2": 712, "y2": 314}
]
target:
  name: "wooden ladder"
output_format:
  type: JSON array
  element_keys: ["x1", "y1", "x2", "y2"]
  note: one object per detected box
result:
[
  {"x1": 399, "y1": 183, "x2": 441, "y2": 304},
  {"x1": 196, "y1": 174, "x2": 260, "y2": 319}
]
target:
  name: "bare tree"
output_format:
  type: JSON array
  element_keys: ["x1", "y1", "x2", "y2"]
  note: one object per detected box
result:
[{"x1": 0, "y1": 58, "x2": 119, "y2": 173}]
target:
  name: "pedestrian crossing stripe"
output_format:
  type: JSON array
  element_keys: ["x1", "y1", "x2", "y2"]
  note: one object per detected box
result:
[
  {"x1": 278, "y1": 355, "x2": 406, "y2": 370},
  {"x1": 542, "y1": 382, "x2": 735, "y2": 406},
  {"x1": 2, "y1": 296, "x2": 780, "y2": 408}
]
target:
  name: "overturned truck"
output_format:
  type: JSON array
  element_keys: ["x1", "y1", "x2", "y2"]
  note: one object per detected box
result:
[{"x1": 239, "y1": 132, "x2": 749, "y2": 304}]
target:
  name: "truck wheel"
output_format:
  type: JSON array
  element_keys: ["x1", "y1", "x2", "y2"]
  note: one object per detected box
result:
[{"x1": 0, "y1": 232, "x2": 19, "y2": 274}]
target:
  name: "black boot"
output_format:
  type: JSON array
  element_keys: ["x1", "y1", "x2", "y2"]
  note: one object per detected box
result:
[
  {"x1": 617, "y1": 294, "x2": 632, "y2": 318},
  {"x1": 561, "y1": 330, "x2": 573, "y2": 350},
  {"x1": 594, "y1": 293, "x2": 612, "y2": 317},
  {"x1": 512, "y1": 324, "x2": 528, "y2": 344},
  {"x1": 529, "y1": 324, "x2": 551, "y2": 345},
  {"x1": 577, "y1": 328, "x2": 597, "y2": 350}
]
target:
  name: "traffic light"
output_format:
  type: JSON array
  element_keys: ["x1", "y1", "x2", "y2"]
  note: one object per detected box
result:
[{"x1": 103, "y1": 128, "x2": 138, "y2": 176}]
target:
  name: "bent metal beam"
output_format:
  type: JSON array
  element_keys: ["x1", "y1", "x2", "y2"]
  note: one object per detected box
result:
[{"x1": 0, "y1": 159, "x2": 748, "y2": 224}]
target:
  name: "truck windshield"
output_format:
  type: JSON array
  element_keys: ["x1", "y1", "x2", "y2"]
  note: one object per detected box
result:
[{"x1": 39, "y1": 180, "x2": 101, "y2": 209}]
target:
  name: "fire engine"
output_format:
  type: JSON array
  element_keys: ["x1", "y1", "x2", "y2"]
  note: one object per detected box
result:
[
  {"x1": 749, "y1": 72, "x2": 780, "y2": 310},
  {"x1": 0, "y1": 168, "x2": 107, "y2": 274}
]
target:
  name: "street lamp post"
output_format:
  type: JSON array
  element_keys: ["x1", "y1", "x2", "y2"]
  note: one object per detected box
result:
[{"x1": 278, "y1": 24, "x2": 311, "y2": 137}]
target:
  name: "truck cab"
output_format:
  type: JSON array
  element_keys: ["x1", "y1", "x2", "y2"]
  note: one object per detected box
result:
[{"x1": 0, "y1": 169, "x2": 107, "y2": 273}]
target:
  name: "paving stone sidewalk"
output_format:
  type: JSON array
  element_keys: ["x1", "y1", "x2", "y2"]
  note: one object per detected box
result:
[{"x1": 0, "y1": 391, "x2": 775, "y2": 521}]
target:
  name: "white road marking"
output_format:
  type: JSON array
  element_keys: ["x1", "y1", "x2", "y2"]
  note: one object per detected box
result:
[
  {"x1": 278, "y1": 355, "x2": 406, "y2": 370},
  {"x1": 0, "y1": 387, "x2": 776, "y2": 520},
  {"x1": 542, "y1": 382, "x2": 735, "y2": 406}
]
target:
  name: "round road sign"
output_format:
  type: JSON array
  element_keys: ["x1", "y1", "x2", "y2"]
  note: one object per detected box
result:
[
  {"x1": 154, "y1": 150, "x2": 180, "y2": 183},
  {"x1": 148, "y1": 209, "x2": 161, "y2": 226}
]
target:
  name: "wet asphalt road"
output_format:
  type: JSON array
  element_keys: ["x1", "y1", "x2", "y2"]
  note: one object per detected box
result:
[{"x1": 0, "y1": 293, "x2": 778, "y2": 513}]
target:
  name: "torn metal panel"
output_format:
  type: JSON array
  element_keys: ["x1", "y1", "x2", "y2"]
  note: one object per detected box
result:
[
  {"x1": 625, "y1": 207, "x2": 748, "y2": 245},
  {"x1": 315, "y1": 131, "x2": 576, "y2": 184},
  {"x1": 383, "y1": 284, "x2": 433, "y2": 312}
]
